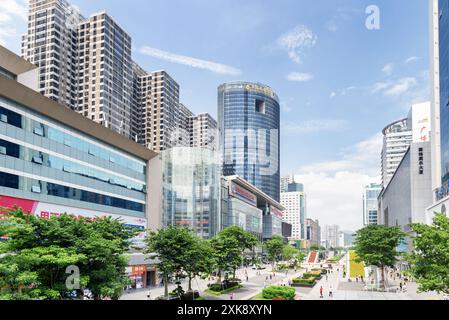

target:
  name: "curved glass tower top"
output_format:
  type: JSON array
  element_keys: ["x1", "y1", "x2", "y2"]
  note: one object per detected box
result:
[{"x1": 218, "y1": 81, "x2": 280, "y2": 202}]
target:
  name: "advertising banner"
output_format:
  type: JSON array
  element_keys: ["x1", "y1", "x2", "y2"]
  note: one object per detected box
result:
[{"x1": 230, "y1": 182, "x2": 257, "y2": 206}]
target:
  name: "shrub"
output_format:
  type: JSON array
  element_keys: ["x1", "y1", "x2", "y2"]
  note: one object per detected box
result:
[
  {"x1": 262, "y1": 286, "x2": 296, "y2": 300},
  {"x1": 303, "y1": 272, "x2": 322, "y2": 278},
  {"x1": 292, "y1": 277, "x2": 316, "y2": 285}
]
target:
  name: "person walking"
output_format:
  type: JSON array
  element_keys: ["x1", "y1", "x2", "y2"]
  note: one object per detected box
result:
[
  {"x1": 326, "y1": 274, "x2": 328, "y2": 281},
  {"x1": 319, "y1": 286, "x2": 324, "y2": 298},
  {"x1": 230, "y1": 292, "x2": 234, "y2": 300},
  {"x1": 329, "y1": 285, "x2": 333, "y2": 297},
  {"x1": 399, "y1": 282, "x2": 403, "y2": 292}
]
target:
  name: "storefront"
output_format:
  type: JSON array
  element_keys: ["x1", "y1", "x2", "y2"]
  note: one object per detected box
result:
[{"x1": 126, "y1": 253, "x2": 159, "y2": 289}]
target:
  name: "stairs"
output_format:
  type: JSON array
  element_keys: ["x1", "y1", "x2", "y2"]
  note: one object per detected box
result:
[{"x1": 307, "y1": 251, "x2": 318, "y2": 264}]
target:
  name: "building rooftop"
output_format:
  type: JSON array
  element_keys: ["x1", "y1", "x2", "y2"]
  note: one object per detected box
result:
[{"x1": 224, "y1": 175, "x2": 285, "y2": 211}]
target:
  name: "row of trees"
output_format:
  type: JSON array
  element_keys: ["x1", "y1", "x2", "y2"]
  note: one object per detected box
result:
[
  {"x1": 0, "y1": 207, "x2": 137, "y2": 300},
  {"x1": 0, "y1": 207, "x2": 308, "y2": 300},
  {"x1": 145, "y1": 228, "x2": 306, "y2": 299},
  {"x1": 353, "y1": 213, "x2": 449, "y2": 294}
]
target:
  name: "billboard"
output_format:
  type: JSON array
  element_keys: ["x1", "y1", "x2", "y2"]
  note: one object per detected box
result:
[
  {"x1": 230, "y1": 182, "x2": 257, "y2": 206},
  {"x1": 0, "y1": 195, "x2": 147, "y2": 247}
]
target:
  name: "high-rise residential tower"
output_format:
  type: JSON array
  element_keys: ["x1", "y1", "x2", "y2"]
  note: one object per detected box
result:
[
  {"x1": 381, "y1": 119, "x2": 412, "y2": 187},
  {"x1": 189, "y1": 113, "x2": 218, "y2": 151},
  {"x1": 363, "y1": 183, "x2": 382, "y2": 225},
  {"x1": 22, "y1": 0, "x2": 84, "y2": 108},
  {"x1": 77, "y1": 12, "x2": 133, "y2": 138},
  {"x1": 218, "y1": 81, "x2": 280, "y2": 202}
]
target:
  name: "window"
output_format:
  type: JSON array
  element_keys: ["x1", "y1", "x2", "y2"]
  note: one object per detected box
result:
[
  {"x1": 33, "y1": 126, "x2": 44, "y2": 136},
  {"x1": 255, "y1": 99, "x2": 265, "y2": 114},
  {"x1": 32, "y1": 155, "x2": 43, "y2": 164},
  {"x1": 32, "y1": 184, "x2": 42, "y2": 193}
]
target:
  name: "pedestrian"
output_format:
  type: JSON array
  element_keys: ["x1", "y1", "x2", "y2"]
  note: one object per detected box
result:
[
  {"x1": 146, "y1": 291, "x2": 151, "y2": 300},
  {"x1": 399, "y1": 282, "x2": 403, "y2": 292},
  {"x1": 266, "y1": 275, "x2": 269, "y2": 281},
  {"x1": 361, "y1": 275, "x2": 364, "y2": 282},
  {"x1": 326, "y1": 275, "x2": 328, "y2": 281},
  {"x1": 246, "y1": 275, "x2": 249, "y2": 282},
  {"x1": 269, "y1": 275, "x2": 272, "y2": 280},
  {"x1": 356, "y1": 276, "x2": 358, "y2": 283},
  {"x1": 230, "y1": 292, "x2": 234, "y2": 300},
  {"x1": 320, "y1": 286, "x2": 323, "y2": 298},
  {"x1": 329, "y1": 285, "x2": 333, "y2": 297},
  {"x1": 403, "y1": 283, "x2": 407, "y2": 293}
]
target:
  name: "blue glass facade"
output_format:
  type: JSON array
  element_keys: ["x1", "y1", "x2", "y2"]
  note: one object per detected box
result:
[
  {"x1": 440, "y1": 0, "x2": 449, "y2": 187},
  {"x1": 0, "y1": 95, "x2": 147, "y2": 217},
  {"x1": 218, "y1": 82, "x2": 280, "y2": 202}
]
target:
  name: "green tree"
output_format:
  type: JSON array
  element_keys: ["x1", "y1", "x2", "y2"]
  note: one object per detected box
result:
[
  {"x1": 282, "y1": 245, "x2": 298, "y2": 261},
  {"x1": 0, "y1": 207, "x2": 137, "y2": 300},
  {"x1": 408, "y1": 213, "x2": 449, "y2": 294},
  {"x1": 309, "y1": 244, "x2": 320, "y2": 251},
  {"x1": 210, "y1": 227, "x2": 258, "y2": 281},
  {"x1": 265, "y1": 236, "x2": 285, "y2": 271},
  {"x1": 144, "y1": 225, "x2": 198, "y2": 299},
  {"x1": 353, "y1": 224, "x2": 405, "y2": 290},
  {"x1": 183, "y1": 237, "x2": 215, "y2": 292}
]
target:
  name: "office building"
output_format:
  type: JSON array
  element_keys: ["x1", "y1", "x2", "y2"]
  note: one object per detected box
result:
[
  {"x1": 306, "y1": 218, "x2": 320, "y2": 247},
  {"x1": 22, "y1": 0, "x2": 84, "y2": 108},
  {"x1": 381, "y1": 119, "x2": 412, "y2": 187},
  {"x1": 221, "y1": 175, "x2": 286, "y2": 242},
  {"x1": 176, "y1": 103, "x2": 195, "y2": 147},
  {"x1": 280, "y1": 174, "x2": 294, "y2": 193},
  {"x1": 430, "y1": 0, "x2": 443, "y2": 198},
  {"x1": 218, "y1": 82, "x2": 280, "y2": 202},
  {"x1": 189, "y1": 113, "x2": 218, "y2": 151},
  {"x1": 338, "y1": 231, "x2": 355, "y2": 249},
  {"x1": 321, "y1": 225, "x2": 339, "y2": 249},
  {"x1": 280, "y1": 182, "x2": 306, "y2": 241},
  {"x1": 363, "y1": 183, "x2": 382, "y2": 225},
  {"x1": 378, "y1": 141, "x2": 433, "y2": 250},
  {"x1": 427, "y1": 0, "x2": 449, "y2": 224},
  {"x1": 160, "y1": 147, "x2": 220, "y2": 239},
  {"x1": 0, "y1": 46, "x2": 160, "y2": 248}
]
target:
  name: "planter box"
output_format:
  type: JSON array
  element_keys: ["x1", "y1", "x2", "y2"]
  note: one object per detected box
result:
[{"x1": 291, "y1": 282, "x2": 316, "y2": 288}]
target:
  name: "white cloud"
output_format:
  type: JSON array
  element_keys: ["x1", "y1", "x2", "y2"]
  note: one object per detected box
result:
[
  {"x1": 384, "y1": 77, "x2": 417, "y2": 96},
  {"x1": 405, "y1": 56, "x2": 420, "y2": 64},
  {"x1": 0, "y1": 0, "x2": 26, "y2": 47},
  {"x1": 382, "y1": 63, "x2": 394, "y2": 76},
  {"x1": 286, "y1": 72, "x2": 313, "y2": 82},
  {"x1": 277, "y1": 25, "x2": 317, "y2": 64},
  {"x1": 282, "y1": 119, "x2": 348, "y2": 134},
  {"x1": 293, "y1": 133, "x2": 382, "y2": 231},
  {"x1": 370, "y1": 77, "x2": 417, "y2": 97},
  {"x1": 330, "y1": 86, "x2": 357, "y2": 98},
  {"x1": 139, "y1": 46, "x2": 242, "y2": 76}
]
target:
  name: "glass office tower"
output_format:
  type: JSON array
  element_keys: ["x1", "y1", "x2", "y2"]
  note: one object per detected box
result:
[
  {"x1": 218, "y1": 82, "x2": 280, "y2": 202},
  {"x1": 439, "y1": 0, "x2": 449, "y2": 190}
]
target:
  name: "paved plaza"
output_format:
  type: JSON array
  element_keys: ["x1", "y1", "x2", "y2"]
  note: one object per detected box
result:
[{"x1": 120, "y1": 254, "x2": 444, "y2": 300}]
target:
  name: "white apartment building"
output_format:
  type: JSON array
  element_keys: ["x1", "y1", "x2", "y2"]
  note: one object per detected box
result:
[{"x1": 280, "y1": 182, "x2": 306, "y2": 241}]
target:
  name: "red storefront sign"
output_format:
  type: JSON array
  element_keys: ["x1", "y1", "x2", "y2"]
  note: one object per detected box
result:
[{"x1": 131, "y1": 265, "x2": 147, "y2": 276}]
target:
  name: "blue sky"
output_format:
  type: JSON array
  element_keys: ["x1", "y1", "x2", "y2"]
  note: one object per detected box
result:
[{"x1": 0, "y1": 0, "x2": 429, "y2": 230}]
